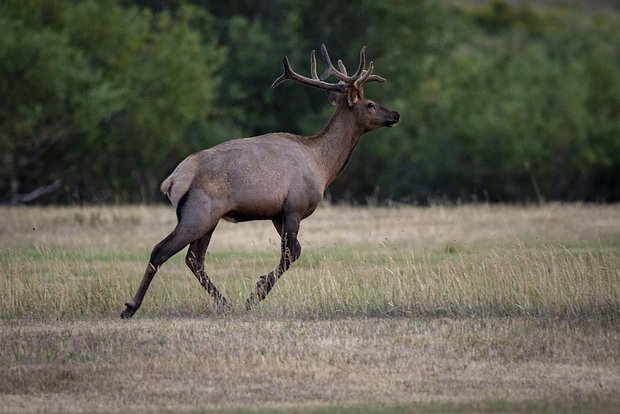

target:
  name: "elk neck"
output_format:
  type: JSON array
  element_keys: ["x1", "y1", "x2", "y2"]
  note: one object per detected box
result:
[{"x1": 309, "y1": 104, "x2": 365, "y2": 187}]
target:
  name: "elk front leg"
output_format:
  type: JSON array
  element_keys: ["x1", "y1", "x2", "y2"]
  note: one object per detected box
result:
[{"x1": 246, "y1": 215, "x2": 301, "y2": 309}]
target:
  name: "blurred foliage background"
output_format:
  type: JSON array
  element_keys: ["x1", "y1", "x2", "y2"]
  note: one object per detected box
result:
[{"x1": 1, "y1": 0, "x2": 619, "y2": 204}]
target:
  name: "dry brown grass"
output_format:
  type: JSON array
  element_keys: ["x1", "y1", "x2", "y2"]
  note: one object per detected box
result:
[
  {"x1": 1, "y1": 204, "x2": 619, "y2": 412},
  {"x1": 1, "y1": 203, "x2": 618, "y2": 320},
  {"x1": 1, "y1": 317, "x2": 619, "y2": 412}
]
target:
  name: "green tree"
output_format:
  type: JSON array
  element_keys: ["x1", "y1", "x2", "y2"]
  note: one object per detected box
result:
[
  {"x1": 0, "y1": 0, "x2": 224, "y2": 203},
  {"x1": 2, "y1": 0, "x2": 619, "y2": 204}
]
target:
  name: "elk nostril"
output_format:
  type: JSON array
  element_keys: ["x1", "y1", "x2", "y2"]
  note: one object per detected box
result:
[{"x1": 385, "y1": 111, "x2": 401, "y2": 127}]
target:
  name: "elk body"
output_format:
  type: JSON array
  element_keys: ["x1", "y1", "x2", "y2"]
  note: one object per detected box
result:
[{"x1": 121, "y1": 45, "x2": 400, "y2": 318}]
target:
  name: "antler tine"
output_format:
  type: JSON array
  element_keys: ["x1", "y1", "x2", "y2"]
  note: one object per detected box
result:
[
  {"x1": 319, "y1": 44, "x2": 355, "y2": 83},
  {"x1": 271, "y1": 56, "x2": 293, "y2": 88},
  {"x1": 272, "y1": 54, "x2": 346, "y2": 93},
  {"x1": 350, "y1": 46, "x2": 367, "y2": 81},
  {"x1": 319, "y1": 45, "x2": 374, "y2": 87},
  {"x1": 354, "y1": 62, "x2": 386, "y2": 89},
  {"x1": 366, "y1": 74, "x2": 386, "y2": 83},
  {"x1": 358, "y1": 62, "x2": 375, "y2": 86},
  {"x1": 310, "y1": 50, "x2": 319, "y2": 80},
  {"x1": 319, "y1": 44, "x2": 336, "y2": 81}
]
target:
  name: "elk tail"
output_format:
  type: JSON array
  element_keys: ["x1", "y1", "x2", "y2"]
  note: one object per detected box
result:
[{"x1": 160, "y1": 155, "x2": 198, "y2": 208}]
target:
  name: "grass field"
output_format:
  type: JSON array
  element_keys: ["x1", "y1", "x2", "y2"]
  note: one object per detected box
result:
[{"x1": 1, "y1": 204, "x2": 619, "y2": 412}]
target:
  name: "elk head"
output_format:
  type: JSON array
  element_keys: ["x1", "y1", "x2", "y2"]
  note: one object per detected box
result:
[{"x1": 272, "y1": 45, "x2": 400, "y2": 133}]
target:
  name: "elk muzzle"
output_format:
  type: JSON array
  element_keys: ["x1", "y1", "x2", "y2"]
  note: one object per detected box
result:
[{"x1": 385, "y1": 109, "x2": 400, "y2": 127}]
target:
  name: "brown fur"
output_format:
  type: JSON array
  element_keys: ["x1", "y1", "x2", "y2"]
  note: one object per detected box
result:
[
  {"x1": 121, "y1": 45, "x2": 400, "y2": 319},
  {"x1": 160, "y1": 154, "x2": 199, "y2": 207}
]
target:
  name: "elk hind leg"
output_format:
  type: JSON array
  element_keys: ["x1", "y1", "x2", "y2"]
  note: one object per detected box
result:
[
  {"x1": 121, "y1": 191, "x2": 216, "y2": 319},
  {"x1": 185, "y1": 228, "x2": 230, "y2": 310},
  {"x1": 121, "y1": 228, "x2": 195, "y2": 319}
]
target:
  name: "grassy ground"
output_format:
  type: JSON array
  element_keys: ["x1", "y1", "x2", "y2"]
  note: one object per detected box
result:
[{"x1": 1, "y1": 204, "x2": 619, "y2": 412}]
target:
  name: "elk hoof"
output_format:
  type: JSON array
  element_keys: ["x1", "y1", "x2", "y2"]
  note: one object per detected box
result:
[
  {"x1": 214, "y1": 297, "x2": 232, "y2": 315},
  {"x1": 217, "y1": 303, "x2": 232, "y2": 315},
  {"x1": 245, "y1": 295, "x2": 258, "y2": 311},
  {"x1": 120, "y1": 302, "x2": 137, "y2": 319}
]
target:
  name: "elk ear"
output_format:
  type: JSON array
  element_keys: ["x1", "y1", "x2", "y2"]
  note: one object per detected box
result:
[
  {"x1": 326, "y1": 91, "x2": 337, "y2": 106},
  {"x1": 346, "y1": 89, "x2": 360, "y2": 107}
]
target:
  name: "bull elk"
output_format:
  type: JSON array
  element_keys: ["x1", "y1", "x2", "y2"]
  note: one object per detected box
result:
[{"x1": 121, "y1": 45, "x2": 400, "y2": 318}]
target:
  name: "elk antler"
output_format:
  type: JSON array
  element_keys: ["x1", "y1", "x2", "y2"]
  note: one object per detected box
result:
[
  {"x1": 272, "y1": 45, "x2": 386, "y2": 93},
  {"x1": 271, "y1": 50, "x2": 346, "y2": 93}
]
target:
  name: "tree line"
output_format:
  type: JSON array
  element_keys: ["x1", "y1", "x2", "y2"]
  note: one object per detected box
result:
[{"x1": 1, "y1": 0, "x2": 619, "y2": 204}]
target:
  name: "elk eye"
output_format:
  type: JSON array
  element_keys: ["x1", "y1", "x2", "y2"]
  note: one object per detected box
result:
[{"x1": 367, "y1": 102, "x2": 375, "y2": 109}]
